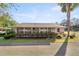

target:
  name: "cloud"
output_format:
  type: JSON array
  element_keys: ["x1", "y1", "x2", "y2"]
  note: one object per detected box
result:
[
  {"x1": 72, "y1": 15, "x2": 79, "y2": 18},
  {"x1": 12, "y1": 8, "x2": 37, "y2": 21},
  {"x1": 15, "y1": 13, "x2": 36, "y2": 18},
  {"x1": 51, "y1": 6, "x2": 61, "y2": 12},
  {"x1": 11, "y1": 4, "x2": 65, "y2": 23},
  {"x1": 12, "y1": 8, "x2": 63, "y2": 23}
]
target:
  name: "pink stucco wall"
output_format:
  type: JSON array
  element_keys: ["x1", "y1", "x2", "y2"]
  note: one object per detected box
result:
[{"x1": 59, "y1": 27, "x2": 64, "y2": 33}]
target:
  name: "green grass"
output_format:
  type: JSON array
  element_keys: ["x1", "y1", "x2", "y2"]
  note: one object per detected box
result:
[
  {"x1": 54, "y1": 38, "x2": 79, "y2": 43},
  {"x1": 53, "y1": 31, "x2": 79, "y2": 43},
  {"x1": 0, "y1": 39, "x2": 50, "y2": 43},
  {"x1": 66, "y1": 31, "x2": 79, "y2": 42}
]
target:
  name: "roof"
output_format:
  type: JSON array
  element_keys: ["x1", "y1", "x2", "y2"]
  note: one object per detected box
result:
[{"x1": 13, "y1": 23, "x2": 64, "y2": 28}]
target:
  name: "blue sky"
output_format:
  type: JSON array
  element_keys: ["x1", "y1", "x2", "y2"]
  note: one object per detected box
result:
[{"x1": 8, "y1": 3, "x2": 79, "y2": 23}]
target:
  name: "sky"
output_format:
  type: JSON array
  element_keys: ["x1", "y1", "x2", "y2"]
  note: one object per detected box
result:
[{"x1": 8, "y1": 3, "x2": 79, "y2": 23}]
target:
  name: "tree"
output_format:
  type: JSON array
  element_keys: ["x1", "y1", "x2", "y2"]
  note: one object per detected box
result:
[
  {"x1": 71, "y1": 18, "x2": 79, "y2": 31},
  {"x1": 59, "y1": 3, "x2": 79, "y2": 39},
  {"x1": 72, "y1": 18, "x2": 79, "y2": 26},
  {"x1": 0, "y1": 3, "x2": 17, "y2": 14},
  {"x1": 60, "y1": 18, "x2": 78, "y2": 31},
  {"x1": 60, "y1": 19, "x2": 68, "y2": 26},
  {"x1": 0, "y1": 13, "x2": 17, "y2": 27},
  {"x1": 0, "y1": 3, "x2": 17, "y2": 27}
]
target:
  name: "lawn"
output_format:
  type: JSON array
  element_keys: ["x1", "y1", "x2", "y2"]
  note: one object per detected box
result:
[
  {"x1": 67, "y1": 31, "x2": 79, "y2": 42},
  {"x1": 0, "y1": 39, "x2": 50, "y2": 43},
  {"x1": 54, "y1": 38, "x2": 79, "y2": 43},
  {"x1": 53, "y1": 31, "x2": 79, "y2": 43}
]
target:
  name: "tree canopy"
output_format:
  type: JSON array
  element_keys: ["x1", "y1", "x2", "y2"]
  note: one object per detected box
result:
[
  {"x1": 0, "y1": 13, "x2": 17, "y2": 27},
  {"x1": 0, "y1": 3, "x2": 17, "y2": 27},
  {"x1": 58, "y1": 3, "x2": 79, "y2": 12}
]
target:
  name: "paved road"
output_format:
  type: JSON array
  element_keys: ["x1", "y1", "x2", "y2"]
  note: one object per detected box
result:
[
  {"x1": 0, "y1": 35, "x2": 79, "y2": 55},
  {"x1": 1, "y1": 39, "x2": 79, "y2": 56},
  {"x1": 66, "y1": 42, "x2": 79, "y2": 56},
  {"x1": 55, "y1": 39, "x2": 79, "y2": 56},
  {"x1": 0, "y1": 42, "x2": 63, "y2": 56}
]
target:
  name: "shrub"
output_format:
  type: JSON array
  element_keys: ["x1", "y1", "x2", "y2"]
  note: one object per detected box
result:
[
  {"x1": 4, "y1": 31, "x2": 16, "y2": 39},
  {"x1": 0, "y1": 32, "x2": 5, "y2": 37},
  {"x1": 56, "y1": 34, "x2": 63, "y2": 39},
  {"x1": 69, "y1": 34, "x2": 76, "y2": 39},
  {"x1": 48, "y1": 32, "x2": 58, "y2": 39}
]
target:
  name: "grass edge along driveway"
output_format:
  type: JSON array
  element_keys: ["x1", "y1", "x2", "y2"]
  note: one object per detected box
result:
[{"x1": 0, "y1": 39, "x2": 51, "y2": 43}]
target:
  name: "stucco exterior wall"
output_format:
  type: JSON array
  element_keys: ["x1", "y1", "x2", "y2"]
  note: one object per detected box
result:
[{"x1": 59, "y1": 27, "x2": 64, "y2": 33}]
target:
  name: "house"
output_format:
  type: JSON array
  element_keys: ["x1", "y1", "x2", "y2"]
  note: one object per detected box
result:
[{"x1": 12, "y1": 23, "x2": 64, "y2": 38}]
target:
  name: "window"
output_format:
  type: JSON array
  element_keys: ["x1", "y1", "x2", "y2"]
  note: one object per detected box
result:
[
  {"x1": 48, "y1": 28, "x2": 51, "y2": 32},
  {"x1": 57, "y1": 28, "x2": 60, "y2": 32}
]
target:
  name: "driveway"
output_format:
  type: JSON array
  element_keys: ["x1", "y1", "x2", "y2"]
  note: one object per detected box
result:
[
  {"x1": 1, "y1": 39, "x2": 79, "y2": 56},
  {"x1": 55, "y1": 39, "x2": 79, "y2": 56},
  {"x1": 66, "y1": 42, "x2": 79, "y2": 56},
  {"x1": 0, "y1": 42, "x2": 63, "y2": 56}
]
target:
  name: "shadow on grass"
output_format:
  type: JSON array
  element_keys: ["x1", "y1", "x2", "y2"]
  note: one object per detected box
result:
[{"x1": 55, "y1": 38, "x2": 68, "y2": 56}]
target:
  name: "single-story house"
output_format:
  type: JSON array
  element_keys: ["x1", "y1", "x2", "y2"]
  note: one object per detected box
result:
[{"x1": 12, "y1": 23, "x2": 64, "y2": 38}]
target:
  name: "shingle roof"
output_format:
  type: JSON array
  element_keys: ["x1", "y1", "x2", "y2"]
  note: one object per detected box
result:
[{"x1": 13, "y1": 23, "x2": 64, "y2": 28}]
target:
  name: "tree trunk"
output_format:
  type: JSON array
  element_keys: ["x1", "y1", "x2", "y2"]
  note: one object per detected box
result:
[{"x1": 66, "y1": 3, "x2": 71, "y2": 39}]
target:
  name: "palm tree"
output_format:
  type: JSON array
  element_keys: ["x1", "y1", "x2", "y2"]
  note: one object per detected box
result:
[{"x1": 59, "y1": 3, "x2": 79, "y2": 39}]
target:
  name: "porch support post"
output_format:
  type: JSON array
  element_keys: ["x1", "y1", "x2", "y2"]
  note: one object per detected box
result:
[
  {"x1": 31, "y1": 28, "x2": 33, "y2": 34},
  {"x1": 47, "y1": 27, "x2": 48, "y2": 33},
  {"x1": 39, "y1": 28, "x2": 40, "y2": 33}
]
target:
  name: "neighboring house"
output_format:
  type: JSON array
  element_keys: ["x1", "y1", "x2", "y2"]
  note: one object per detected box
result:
[{"x1": 12, "y1": 23, "x2": 64, "y2": 38}]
